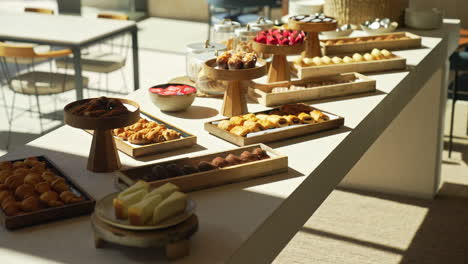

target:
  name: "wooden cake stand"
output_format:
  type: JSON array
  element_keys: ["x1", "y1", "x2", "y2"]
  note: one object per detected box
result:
[
  {"x1": 64, "y1": 98, "x2": 140, "y2": 172},
  {"x1": 204, "y1": 59, "x2": 267, "y2": 117},
  {"x1": 91, "y1": 214, "x2": 198, "y2": 260},
  {"x1": 288, "y1": 18, "x2": 337, "y2": 58},
  {"x1": 252, "y1": 41, "x2": 305, "y2": 83}
]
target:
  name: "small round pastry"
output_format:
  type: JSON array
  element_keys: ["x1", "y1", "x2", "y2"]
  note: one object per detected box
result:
[
  {"x1": 321, "y1": 56, "x2": 332, "y2": 65},
  {"x1": 0, "y1": 170, "x2": 12, "y2": 184},
  {"x1": 0, "y1": 161, "x2": 13, "y2": 171},
  {"x1": 182, "y1": 165, "x2": 199, "y2": 175},
  {"x1": 13, "y1": 168, "x2": 30, "y2": 177},
  {"x1": 225, "y1": 154, "x2": 242, "y2": 165},
  {"x1": 21, "y1": 196, "x2": 41, "y2": 212},
  {"x1": 251, "y1": 148, "x2": 270, "y2": 160},
  {"x1": 363, "y1": 53, "x2": 374, "y2": 61},
  {"x1": 60, "y1": 191, "x2": 84, "y2": 204},
  {"x1": 302, "y1": 57, "x2": 314, "y2": 66},
  {"x1": 0, "y1": 190, "x2": 13, "y2": 203},
  {"x1": 335, "y1": 40, "x2": 344, "y2": 45},
  {"x1": 352, "y1": 53, "x2": 363, "y2": 62},
  {"x1": 197, "y1": 161, "x2": 216, "y2": 172},
  {"x1": 51, "y1": 179, "x2": 69, "y2": 193},
  {"x1": 211, "y1": 157, "x2": 229, "y2": 168},
  {"x1": 371, "y1": 48, "x2": 382, "y2": 60},
  {"x1": 5, "y1": 175, "x2": 24, "y2": 190},
  {"x1": 151, "y1": 165, "x2": 168, "y2": 180},
  {"x1": 1, "y1": 195, "x2": 16, "y2": 209},
  {"x1": 0, "y1": 184, "x2": 8, "y2": 191},
  {"x1": 381, "y1": 49, "x2": 392, "y2": 58},
  {"x1": 15, "y1": 184, "x2": 36, "y2": 200},
  {"x1": 3, "y1": 201, "x2": 20, "y2": 216},
  {"x1": 35, "y1": 182, "x2": 51, "y2": 193},
  {"x1": 240, "y1": 151, "x2": 260, "y2": 162},
  {"x1": 40, "y1": 191, "x2": 59, "y2": 204},
  {"x1": 24, "y1": 172, "x2": 43, "y2": 186},
  {"x1": 312, "y1": 56, "x2": 323, "y2": 66},
  {"x1": 24, "y1": 157, "x2": 39, "y2": 167},
  {"x1": 30, "y1": 163, "x2": 46, "y2": 173},
  {"x1": 12, "y1": 161, "x2": 27, "y2": 169},
  {"x1": 41, "y1": 171, "x2": 57, "y2": 182},
  {"x1": 165, "y1": 164, "x2": 184, "y2": 178},
  {"x1": 331, "y1": 57, "x2": 343, "y2": 64},
  {"x1": 342, "y1": 56, "x2": 354, "y2": 64}
]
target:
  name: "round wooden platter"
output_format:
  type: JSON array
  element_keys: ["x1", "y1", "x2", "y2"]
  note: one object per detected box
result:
[
  {"x1": 64, "y1": 98, "x2": 140, "y2": 173},
  {"x1": 288, "y1": 18, "x2": 337, "y2": 58},
  {"x1": 203, "y1": 59, "x2": 267, "y2": 117},
  {"x1": 251, "y1": 41, "x2": 305, "y2": 55},
  {"x1": 91, "y1": 213, "x2": 198, "y2": 261}
]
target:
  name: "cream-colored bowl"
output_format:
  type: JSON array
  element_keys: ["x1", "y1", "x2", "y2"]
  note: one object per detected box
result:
[{"x1": 148, "y1": 83, "x2": 196, "y2": 112}]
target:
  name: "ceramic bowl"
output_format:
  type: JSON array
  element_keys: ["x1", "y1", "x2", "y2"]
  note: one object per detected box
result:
[
  {"x1": 321, "y1": 24, "x2": 357, "y2": 38},
  {"x1": 405, "y1": 8, "x2": 443, "y2": 30},
  {"x1": 361, "y1": 21, "x2": 398, "y2": 35},
  {"x1": 148, "y1": 83, "x2": 196, "y2": 112}
]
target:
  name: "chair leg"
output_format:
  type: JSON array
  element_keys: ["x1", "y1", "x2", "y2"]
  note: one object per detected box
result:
[
  {"x1": 120, "y1": 68, "x2": 129, "y2": 94},
  {"x1": 6, "y1": 92, "x2": 16, "y2": 150},
  {"x1": 34, "y1": 94, "x2": 44, "y2": 135},
  {"x1": 448, "y1": 70, "x2": 458, "y2": 158}
]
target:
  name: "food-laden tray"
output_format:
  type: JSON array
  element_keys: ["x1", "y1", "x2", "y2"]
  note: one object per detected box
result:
[
  {"x1": 87, "y1": 111, "x2": 197, "y2": 158},
  {"x1": 293, "y1": 48, "x2": 406, "y2": 79},
  {"x1": 321, "y1": 32, "x2": 422, "y2": 55},
  {"x1": 116, "y1": 144, "x2": 288, "y2": 192},
  {"x1": 204, "y1": 103, "x2": 344, "y2": 146},
  {"x1": 0, "y1": 156, "x2": 95, "y2": 230},
  {"x1": 249, "y1": 72, "x2": 376, "y2": 106}
]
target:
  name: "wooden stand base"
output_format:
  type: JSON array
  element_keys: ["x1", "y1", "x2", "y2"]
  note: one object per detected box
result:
[
  {"x1": 268, "y1": 55, "x2": 291, "y2": 83},
  {"x1": 222, "y1": 80, "x2": 247, "y2": 117},
  {"x1": 91, "y1": 214, "x2": 198, "y2": 261},
  {"x1": 87, "y1": 129, "x2": 121, "y2": 172},
  {"x1": 304, "y1": 31, "x2": 321, "y2": 58}
]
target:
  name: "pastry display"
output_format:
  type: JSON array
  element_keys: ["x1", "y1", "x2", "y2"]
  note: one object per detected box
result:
[
  {"x1": 70, "y1": 96, "x2": 130, "y2": 118},
  {"x1": 296, "y1": 49, "x2": 396, "y2": 67},
  {"x1": 322, "y1": 34, "x2": 412, "y2": 46},
  {"x1": 0, "y1": 157, "x2": 85, "y2": 216},
  {"x1": 113, "y1": 117, "x2": 182, "y2": 145},
  {"x1": 215, "y1": 103, "x2": 330, "y2": 137},
  {"x1": 290, "y1": 13, "x2": 336, "y2": 23},
  {"x1": 215, "y1": 51, "x2": 258, "y2": 70},
  {"x1": 254, "y1": 29, "x2": 305, "y2": 46},
  {"x1": 113, "y1": 182, "x2": 188, "y2": 226}
]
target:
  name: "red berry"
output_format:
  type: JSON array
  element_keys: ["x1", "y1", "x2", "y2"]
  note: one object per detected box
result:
[
  {"x1": 161, "y1": 90, "x2": 178, "y2": 95},
  {"x1": 149, "y1": 88, "x2": 163, "y2": 94}
]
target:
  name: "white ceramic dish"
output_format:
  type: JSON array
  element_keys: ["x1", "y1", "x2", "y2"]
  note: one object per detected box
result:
[
  {"x1": 148, "y1": 83, "x2": 197, "y2": 112},
  {"x1": 361, "y1": 22, "x2": 398, "y2": 35},
  {"x1": 95, "y1": 192, "x2": 196, "y2": 231},
  {"x1": 405, "y1": 8, "x2": 443, "y2": 30},
  {"x1": 321, "y1": 24, "x2": 357, "y2": 38},
  {"x1": 289, "y1": 0, "x2": 324, "y2": 16}
]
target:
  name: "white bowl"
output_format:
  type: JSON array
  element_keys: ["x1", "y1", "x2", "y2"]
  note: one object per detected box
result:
[
  {"x1": 148, "y1": 83, "x2": 196, "y2": 112},
  {"x1": 405, "y1": 8, "x2": 443, "y2": 30},
  {"x1": 289, "y1": 0, "x2": 324, "y2": 16},
  {"x1": 361, "y1": 21, "x2": 398, "y2": 35},
  {"x1": 321, "y1": 25, "x2": 357, "y2": 38}
]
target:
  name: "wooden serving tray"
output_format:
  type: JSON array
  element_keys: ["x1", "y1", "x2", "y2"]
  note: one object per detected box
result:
[
  {"x1": 204, "y1": 107, "x2": 344, "y2": 146},
  {"x1": 248, "y1": 73, "x2": 376, "y2": 106},
  {"x1": 0, "y1": 156, "x2": 95, "y2": 230},
  {"x1": 293, "y1": 56, "x2": 406, "y2": 79},
  {"x1": 88, "y1": 111, "x2": 197, "y2": 158},
  {"x1": 321, "y1": 32, "x2": 422, "y2": 55},
  {"x1": 116, "y1": 144, "x2": 288, "y2": 192}
]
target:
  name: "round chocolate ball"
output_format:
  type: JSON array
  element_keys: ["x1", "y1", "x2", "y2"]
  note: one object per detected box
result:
[
  {"x1": 211, "y1": 157, "x2": 230, "y2": 168},
  {"x1": 225, "y1": 154, "x2": 242, "y2": 165},
  {"x1": 182, "y1": 165, "x2": 199, "y2": 175},
  {"x1": 198, "y1": 161, "x2": 216, "y2": 172},
  {"x1": 165, "y1": 163, "x2": 184, "y2": 178},
  {"x1": 151, "y1": 165, "x2": 168, "y2": 180}
]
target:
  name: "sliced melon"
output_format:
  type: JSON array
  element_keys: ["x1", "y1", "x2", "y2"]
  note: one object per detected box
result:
[
  {"x1": 118, "y1": 180, "x2": 150, "y2": 199},
  {"x1": 113, "y1": 189, "x2": 147, "y2": 219},
  {"x1": 152, "y1": 191, "x2": 187, "y2": 224},
  {"x1": 145, "y1": 182, "x2": 179, "y2": 200},
  {"x1": 128, "y1": 194, "x2": 163, "y2": 225}
]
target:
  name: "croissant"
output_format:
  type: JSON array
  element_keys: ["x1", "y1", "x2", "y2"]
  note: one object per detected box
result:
[
  {"x1": 60, "y1": 191, "x2": 84, "y2": 204},
  {"x1": 15, "y1": 184, "x2": 36, "y2": 200},
  {"x1": 40, "y1": 191, "x2": 59, "y2": 205},
  {"x1": 284, "y1": 115, "x2": 301, "y2": 125},
  {"x1": 162, "y1": 129, "x2": 181, "y2": 141},
  {"x1": 21, "y1": 196, "x2": 41, "y2": 212},
  {"x1": 243, "y1": 120, "x2": 263, "y2": 132},
  {"x1": 267, "y1": 115, "x2": 289, "y2": 128},
  {"x1": 35, "y1": 182, "x2": 51, "y2": 193},
  {"x1": 298, "y1": 113, "x2": 315, "y2": 124},
  {"x1": 0, "y1": 190, "x2": 13, "y2": 203},
  {"x1": 117, "y1": 131, "x2": 134, "y2": 140},
  {"x1": 255, "y1": 114, "x2": 269, "y2": 120},
  {"x1": 51, "y1": 179, "x2": 70, "y2": 193},
  {"x1": 0, "y1": 161, "x2": 13, "y2": 171},
  {"x1": 242, "y1": 113, "x2": 257, "y2": 121},
  {"x1": 257, "y1": 119, "x2": 276, "y2": 130},
  {"x1": 0, "y1": 170, "x2": 12, "y2": 184},
  {"x1": 217, "y1": 120, "x2": 234, "y2": 131},
  {"x1": 113, "y1": 127, "x2": 126, "y2": 136},
  {"x1": 24, "y1": 157, "x2": 40, "y2": 167},
  {"x1": 13, "y1": 161, "x2": 28, "y2": 169},
  {"x1": 310, "y1": 110, "x2": 329, "y2": 122},
  {"x1": 128, "y1": 122, "x2": 145, "y2": 132},
  {"x1": 24, "y1": 173, "x2": 43, "y2": 186},
  {"x1": 230, "y1": 126, "x2": 250, "y2": 137},
  {"x1": 2, "y1": 200, "x2": 20, "y2": 216},
  {"x1": 229, "y1": 116, "x2": 244, "y2": 126},
  {"x1": 30, "y1": 163, "x2": 46, "y2": 173},
  {"x1": 41, "y1": 171, "x2": 57, "y2": 183},
  {"x1": 13, "y1": 168, "x2": 30, "y2": 177},
  {"x1": 128, "y1": 131, "x2": 152, "y2": 145},
  {"x1": 5, "y1": 175, "x2": 24, "y2": 189}
]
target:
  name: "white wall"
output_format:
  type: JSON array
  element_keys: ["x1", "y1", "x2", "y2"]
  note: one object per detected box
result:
[{"x1": 410, "y1": 0, "x2": 468, "y2": 27}]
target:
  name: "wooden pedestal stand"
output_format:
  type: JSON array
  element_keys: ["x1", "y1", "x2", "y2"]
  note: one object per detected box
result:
[
  {"x1": 204, "y1": 59, "x2": 267, "y2": 117},
  {"x1": 64, "y1": 98, "x2": 140, "y2": 172},
  {"x1": 252, "y1": 41, "x2": 305, "y2": 83},
  {"x1": 91, "y1": 214, "x2": 198, "y2": 260},
  {"x1": 289, "y1": 19, "x2": 337, "y2": 58}
]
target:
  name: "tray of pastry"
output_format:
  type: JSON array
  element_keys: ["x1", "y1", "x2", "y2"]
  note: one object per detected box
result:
[
  {"x1": 116, "y1": 144, "x2": 288, "y2": 192},
  {"x1": 321, "y1": 32, "x2": 422, "y2": 55},
  {"x1": 248, "y1": 72, "x2": 376, "y2": 107},
  {"x1": 204, "y1": 103, "x2": 344, "y2": 146},
  {"x1": 88, "y1": 111, "x2": 197, "y2": 158},
  {"x1": 0, "y1": 156, "x2": 95, "y2": 230},
  {"x1": 293, "y1": 48, "x2": 406, "y2": 79}
]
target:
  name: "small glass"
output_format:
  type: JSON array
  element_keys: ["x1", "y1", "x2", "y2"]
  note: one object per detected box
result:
[
  {"x1": 185, "y1": 40, "x2": 226, "y2": 82},
  {"x1": 212, "y1": 19, "x2": 241, "y2": 50},
  {"x1": 234, "y1": 25, "x2": 262, "y2": 53}
]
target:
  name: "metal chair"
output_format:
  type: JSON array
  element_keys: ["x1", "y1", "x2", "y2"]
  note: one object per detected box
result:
[
  {"x1": 55, "y1": 13, "x2": 130, "y2": 95},
  {"x1": 0, "y1": 42, "x2": 89, "y2": 149}
]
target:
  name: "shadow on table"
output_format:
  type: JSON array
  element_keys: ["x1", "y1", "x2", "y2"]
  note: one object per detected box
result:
[
  {"x1": 128, "y1": 143, "x2": 207, "y2": 163},
  {"x1": 163, "y1": 105, "x2": 219, "y2": 119}
]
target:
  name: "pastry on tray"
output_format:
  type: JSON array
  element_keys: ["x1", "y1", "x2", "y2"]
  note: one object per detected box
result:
[
  {"x1": 296, "y1": 48, "x2": 395, "y2": 67},
  {"x1": 71, "y1": 96, "x2": 130, "y2": 118},
  {"x1": 322, "y1": 34, "x2": 412, "y2": 46},
  {"x1": 0, "y1": 157, "x2": 85, "y2": 216},
  {"x1": 215, "y1": 103, "x2": 330, "y2": 136},
  {"x1": 113, "y1": 117, "x2": 181, "y2": 145},
  {"x1": 113, "y1": 182, "x2": 187, "y2": 226},
  {"x1": 216, "y1": 51, "x2": 258, "y2": 70}
]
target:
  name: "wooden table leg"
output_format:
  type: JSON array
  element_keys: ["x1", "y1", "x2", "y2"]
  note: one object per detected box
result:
[
  {"x1": 222, "y1": 80, "x2": 247, "y2": 117},
  {"x1": 94, "y1": 234, "x2": 105, "y2": 248},
  {"x1": 303, "y1": 31, "x2": 321, "y2": 58},
  {"x1": 87, "y1": 129, "x2": 121, "y2": 172},
  {"x1": 268, "y1": 54, "x2": 290, "y2": 83},
  {"x1": 165, "y1": 239, "x2": 190, "y2": 260},
  {"x1": 131, "y1": 26, "x2": 140, "y2": 91}
]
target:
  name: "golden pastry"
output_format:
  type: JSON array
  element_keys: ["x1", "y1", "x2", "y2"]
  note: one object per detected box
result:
[
  {"x1": 21, "y1": 196, "x2": 41, "y2": 212},
  {"x1": 2, "y1": 200, "x2": 20, "y2": 216},
  {"x1": 113, "y1": 127, "x2": 125, "y2": 135},
  {"x1": 343, "y1": 56, "x2": 354, "y2": 63},
  {"x1": 60, "y1": 191, "x2": 84, "y2": 204},
  {"x1": 229, "y1": 116, "x2": 244, "y2": 126},
  {"x1": 371, "y1": 48, "x2": 382, "y2": 60},
  {"x1": 40, "y1": 191, "x2": 59, "y2": 204},
  {"x1": 0, "y1": 184, "x2": 8, "y2": 191},
  {"x1": 311, "y1": 110, "x2": 329, "y2": 122},
  {"x1": 35, "y1": 182, "x2": 51, "y2": 193},
  {"x1": 381, "y1": 49, "x2": 392, "y2": 58},
  {"x1": 24, "y1": 172, "x2": 43, "y2": 185},
  {"x1": 217, "y1": 120, "x2": 234, "y2": 131},
  {"x1": 0, "y1": 190, "x2": 13, "y2": 203},
  {"x1": 12, "y1": 161, "x2": 27, "y2": 169},
  {"x1": 284, "y1": 115, "x2": 301, "y2": 125},
  {"x1": 144, "y1": 122, "x2": 163, "y2": 129},
  {"x1": 255, "y1": 114, "x2": 269, "y2": 120},
  {"x1": 243, "y1": 120, "x2": 263, "y2": 132},
  {"x1": 331, "y1": 56, "x2": 343, "y2": 64},
  {"x1": 23, "y1": 157, "x2": 39, "y2": 167},
  {"x1": 353, "y1": 53, "x2": 363, "y2": 62},
  {"x1": 230, "y1": 126, "x2": 250, "y2": 137},
  {"x1": 0, "y1": 161, "x2": 13, "y2": 171},
  {"x1": 242, "y1": 113, "x2": 257, "y2": 121},
  {"x1": 0, "y1": 170, "x2": 12, "y2": 184},
  {"x1": 257, "y1": 119, "x2": 276, "y2": 129},
  {"x1": 51, "y1": 179, "x2": 69, "y2": 193},
  {"x1": 30, "y1": 163, "x2": 46, "y2": 173},
  {"x1": 41, "y1": 171, "x2": 58, "y2": 183},
  {"x1": 128, "y1": 122, "x2": 145, "y2": 132},
  {"x1": 298, "y1": 112, "x2": 315, "y2": 124},
  {"x1": 162, "y1": 129, "x2": 181, "y2": 141},
  {"x1": 267, "y1": 115, "x2": 288, "y2": 128},
  {"x1": 13, "y1": 168, "x2": 29, "y2": 177},
  {"x1": 128, "y1": 131, "x2": 152, "y2": 145},
  {"x1": 280, "y1": 103, "x2": 312, "y2": 115},
  {"x1": 15, "y1": 184, "x2": 36, "y2": 200},
  {"x1": 363, "y1": 53, "x2": 374, "y2": 61},
  {"x1": 117, "y1": 131, "x2": 133, "y2": 140},
  {"x1": 321, "y1": 56, "x2": 332, "y2": 65},
  {"x1": 5, "y1": 175, "x2": 24, "y2": 189}
]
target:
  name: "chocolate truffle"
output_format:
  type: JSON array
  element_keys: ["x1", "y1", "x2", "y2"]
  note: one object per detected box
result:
[
  {"x1": 211, "y1": 157, "x2": 230, "y2": 168},
  {"x1": 151, "y1": 165, "x2": 168, "y2": 180},
  {"x1": 225, "y1": 154, "x2": 242, "y2": 165},
  {"x1": 165, "y1": 164, "x2": 184, "y2": 178},
  {"x1": 198, "y1": 161, "x2": 216, "y2": 172},
  {"x1": 182, "y1": 165, "x2": 199, "y2": 175},
  {"x1": 240, "y1": 151, "x2": 259, "y2": 163},
  {"x1": 251, "y1": 148, "x2": 270, "y2": 160}
]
